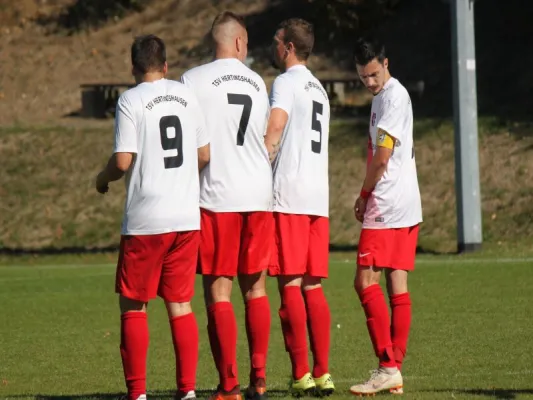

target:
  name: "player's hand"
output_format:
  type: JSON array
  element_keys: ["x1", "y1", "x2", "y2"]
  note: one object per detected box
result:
[
  {"x1": 354, "y1": 196, "x2": 367, "y2": 223},
  {"x1": 95, "y1": 171, "x2": 109, "y2": 194}
]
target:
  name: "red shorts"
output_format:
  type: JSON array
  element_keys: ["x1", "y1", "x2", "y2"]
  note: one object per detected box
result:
[
  {"x1": 357, "y1": 225, "x2": 420, "y2": 271},
  {"x1": 115, "y1": 231, "x2": 200, "y2": 303},
  {"x1": 198, "y1": 209, "x2": 274, "y2": 276},
  {"x1": 269, "y1": 213, "x2": 329, "y2": 278}
]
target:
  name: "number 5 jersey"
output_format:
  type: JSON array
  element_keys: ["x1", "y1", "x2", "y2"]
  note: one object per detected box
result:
[{"x1": 270, "y1": 65, "x2": 330, "y2": 217}]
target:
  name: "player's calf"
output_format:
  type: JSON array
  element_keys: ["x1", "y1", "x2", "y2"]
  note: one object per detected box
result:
[{"x1": 302, "y1": 278, "x2": 334, "y2": 396}]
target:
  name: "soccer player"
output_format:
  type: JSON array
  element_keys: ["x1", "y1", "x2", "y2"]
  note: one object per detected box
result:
[
  {"x1": 350, "y1": 35, "x2": 422, "y2": 396},
  {"x1": 180, "y1": 12, "x2": 273, "y2": 400},
  {"x1": 264, "y1": 18, "x2": 335, "y2": 397},
  {"x1": 95, "y1": 35, "x2": 210, "y2": 400}
]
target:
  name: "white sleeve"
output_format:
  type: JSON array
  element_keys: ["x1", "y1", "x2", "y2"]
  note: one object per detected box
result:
[
  {"x1": 180, "y1": 72, "x2": 192, "y2": 89},
  {"x1": 261, "y1": 81, "x2": 271, "y2": 133},
  {"x1": 113, "y1": 95, "x2": 137, "y2": 153},
  {"x1": 269, "y1": 75, "x2": 294, "y2": 115},
  {"x1": 376, "y1": 93, "x2": 405, "y2": 141},
  {"x1": 194, "y1": 102, "x2": 209, "y2": 148}
]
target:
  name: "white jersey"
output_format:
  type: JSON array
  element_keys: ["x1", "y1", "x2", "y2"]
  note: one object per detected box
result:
[
  {"x1": 114, "y1": 78, "x2": 209, "y2": 235},
  {"x1": 181, "y1": 58, "x2": 272, "y2": 212},
  {"x1": 364, "y1": 77, "x2": 423, "y2": 229},
  {"x1": 270, "y1": 65, "x2": 330, "y2": 217}
]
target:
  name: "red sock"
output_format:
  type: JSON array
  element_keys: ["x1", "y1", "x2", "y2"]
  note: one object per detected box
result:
[
  {"x1": 170, "y1": 313, "x2": 198, "y2": 393},
  {"x1": 304, "y1": 287, "x2": 331, "y2": 377},
  {"x1": 390, "y1": 292, "x2": 412, "y2": 371},
  {"x1": 279, "y1": 286, "x2": 309, "y2": 380},
  {"x1": 245, "y1": 296, "x2": 271, "y2": 384},
  {"x1": 359, "y1": 284, "x2": 396, "y2": 368},
  {"x1": 207, "y1": 312, "x2": 221, "y2": 377},
  {"x1": 120, "y1": 312, "x2": 149, "y2": 400},
  {"x1": 208, "y1": 302, "x2": 239, "y2": 392}
]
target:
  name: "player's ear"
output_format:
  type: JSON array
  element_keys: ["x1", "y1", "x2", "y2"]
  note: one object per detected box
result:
[
  {"x1": 236, "y1": 36, "x2": 242, "y2": 54},
  {"x1": 383, "y1": 58, "x2": 389, "y2": 70},
  {"x1": 162, "y1": 62, "x2": 168, "y2": 75},
  {"x1": 285, "y1": 42, "x2": 294, "y2": 57}
]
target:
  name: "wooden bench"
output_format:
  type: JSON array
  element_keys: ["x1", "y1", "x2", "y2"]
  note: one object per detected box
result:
[
  {"x1": 320, "y1": 77, "x2": 361, "y2": 104},
  {"x1": 80, "y1": 83, "x2": 134, "y2": 118},
  {"x1": 79, "y1": 79, "x2": 424, "y2": 118}
]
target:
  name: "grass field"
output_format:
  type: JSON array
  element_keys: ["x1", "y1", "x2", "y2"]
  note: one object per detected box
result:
[{"x1": 1, "y1": 254, "x2": 532, "y2": 400}]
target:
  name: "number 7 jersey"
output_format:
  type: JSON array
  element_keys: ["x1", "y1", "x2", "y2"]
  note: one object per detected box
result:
[
  {"x1": 181, "y1": 58, "x2": 272, "y2": 212},
  {"x1": 270, "y1": 65, "x2": 330, "y2": 217}
]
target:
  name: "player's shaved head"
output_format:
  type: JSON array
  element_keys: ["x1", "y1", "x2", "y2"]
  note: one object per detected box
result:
[
  {"x1": 210, "y1": 11, "x2": 248, "y2": 62},
  {"x1": 211, "y1": 11, "x2": 247, "y2": 44}
]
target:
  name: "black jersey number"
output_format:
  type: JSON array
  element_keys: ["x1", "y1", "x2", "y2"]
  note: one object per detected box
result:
[
  {"x1": 159, "y1": 115, "x2": 183, "y2": 169},
  {"x1": 227, "y1": 93, "x2": 252, "y2": 146},
  {"x1": 311, "y1": 101, "x2": 323, "y2": 154}
]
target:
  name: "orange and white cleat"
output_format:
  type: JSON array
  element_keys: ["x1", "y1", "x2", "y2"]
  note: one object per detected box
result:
[
  {"x1": 350, "y1": 368, "x2": 403, "y2": 396},
  {"x1": 208, "y1": 388, "x2": 243, "y2": 400}
]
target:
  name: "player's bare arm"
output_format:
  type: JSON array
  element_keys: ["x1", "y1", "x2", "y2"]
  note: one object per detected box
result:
[
  {"x1": 197, "y1": 143, "x2": 210, "y2": 172},
  {"x1": 96, "y1": 152, "x2": 134, "y2": 194},
  {"x1": 264, "y1": 108, "x2": 288, "y2": 162},
  {"x1": 354, "y1": 129, "x2": 394, "y2": 222}
]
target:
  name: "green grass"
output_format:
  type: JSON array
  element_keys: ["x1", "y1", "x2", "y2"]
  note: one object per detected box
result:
[{"x1": 1, "y1": 255, "x2": 532, "y2": 400}]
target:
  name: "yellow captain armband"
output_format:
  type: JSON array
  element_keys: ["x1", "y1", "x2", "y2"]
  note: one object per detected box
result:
[{"x1": 376, "y1": 128, "x2": 395, "y2": 150}]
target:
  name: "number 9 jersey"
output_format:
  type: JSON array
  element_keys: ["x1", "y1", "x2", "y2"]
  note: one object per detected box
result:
[
  {"x1": 270, "y1": 65, "x2": 330, "y2": 217},
  {"x1": 114, "y1": 78, "x2": 209, "y2": 235},
  {"x1": 180, "y1": 58, "x2": 272, "y2": 212}
]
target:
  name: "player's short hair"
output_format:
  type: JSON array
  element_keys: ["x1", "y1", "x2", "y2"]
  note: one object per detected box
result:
[
  {"x1": 353, "y1": 35, "x2": 386, "y2": 66},
  {"x1": 278, "y1": 18, "x2": 314, "y2": 61},
  {"x1": 211, "y1": 11, "x2": 246, "y2": 33},
  {"x1": 131, "y1": 34, "x2": 166, "y2": 74}
]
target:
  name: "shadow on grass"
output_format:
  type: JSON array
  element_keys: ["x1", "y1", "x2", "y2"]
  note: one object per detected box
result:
[
  {"x1": 13, "y1": 388, "x2": 291, "y2": 399},
  {"x1": 421, "y1": 388, "x2": 533, "y2": 400}
]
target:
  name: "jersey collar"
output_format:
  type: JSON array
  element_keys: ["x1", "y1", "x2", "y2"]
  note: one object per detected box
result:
[
  {"x1": 286, "y1": 64, "x2": 308, "y2": 73},
  {"x1": 214, "y1": 58, "x2": 242, "y2": 65}
]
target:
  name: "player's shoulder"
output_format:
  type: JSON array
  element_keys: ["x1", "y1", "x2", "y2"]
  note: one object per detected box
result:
[
  {"x1": 242, "y1": 64, "x2": 266, "y2": 86},
  {"x1": 182, "y1": 61, "x2": 217, "y2": 80},
  {"x1": 117, "y1": 85, "x2": 141, "y2": 110},
  {"x1": 272, "y1": 70, "x2": 293, "y2": 88},
  {"x1": 382, "y1": 77, "x2": 410, "y2": 103}
]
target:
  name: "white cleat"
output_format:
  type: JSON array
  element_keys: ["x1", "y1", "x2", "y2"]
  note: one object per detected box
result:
[{"x1": 350, "y1": 368, "x2": 403, "y2": 396}]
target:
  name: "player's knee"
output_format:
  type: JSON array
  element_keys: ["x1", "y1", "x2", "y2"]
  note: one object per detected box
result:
[
  {"x1": 354, "y1": 268, "x2": 380, "y2": 295},
  {"x1": 277, "y1": 275, "x2": 302, "y2": 294},
  {"x1": 302, "y1": 275, "x2": 322, "y2": 291},
  {"x1": 165, "y1": 301, "x2": 192, "y2": 318},
  {"x1": 243, "y1": 285, "x2": 267, "y2": 301},
  {"x1": 119, "y1": 295, "x2": 147, "y2": 314},
  {"x1": 386, "y1": 269, "x2": 408, "y2": 295},
  {"x1": 239, "y1": 271, "x2": 267, "y2": 301},
  {"x1": 203, "y1": 275, "x2": 233, "y2": 304}
]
